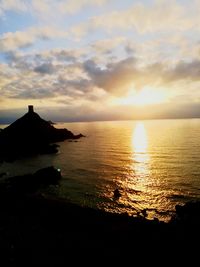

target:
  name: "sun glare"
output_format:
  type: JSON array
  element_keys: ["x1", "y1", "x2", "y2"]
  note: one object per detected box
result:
[
  {"x1": 117, "y1": 87, "x2": 166, "y2": 106},
  {"x1": 133, "y1": 122, "x2": 148, "y2": 153},
  {"x1": 133, "y1": 87, "x2": 166, "y2": 106}
]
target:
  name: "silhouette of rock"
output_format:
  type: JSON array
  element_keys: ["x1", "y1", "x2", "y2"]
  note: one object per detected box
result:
[
  {"x1": 0, "y1": 105, "x2": 84, "y2": 161},
  {"x1": 47, "y1": 120, "x2": 55, "y2": 125},
  {"x1": 0, "y1": 166, "x2": 61, "y2": 196},
  {"x1": 113, "y1": 188, "x2": 122, "y2": 198},
  {"x1": 172, "y1": 201, "x2": 200, "y2": 224}
]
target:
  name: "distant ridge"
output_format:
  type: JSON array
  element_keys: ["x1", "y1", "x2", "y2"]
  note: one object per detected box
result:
[{"x1": 0, "y1": 105, "x2": 84, "y2": 162}]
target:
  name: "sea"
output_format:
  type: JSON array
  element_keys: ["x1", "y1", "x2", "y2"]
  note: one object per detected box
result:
[{"x1": 0, "y1": 119, "x2": 200, "y2": 221}]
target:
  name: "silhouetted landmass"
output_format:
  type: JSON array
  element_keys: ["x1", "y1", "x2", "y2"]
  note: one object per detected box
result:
[
  {"x1": 0, "y1": 166, "x2": 61, "y2": 196},
  {"x1": 0, "y1": 105, "x2": 84, "y2": 162},
  {"x1": 0, "y1": 167, "x2": 199, "y2": 264}
]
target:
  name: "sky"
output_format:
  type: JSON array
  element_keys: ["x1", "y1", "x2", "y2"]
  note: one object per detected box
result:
[{"x1": 0, "y1": 0, "x2": 200, "y2": 123}]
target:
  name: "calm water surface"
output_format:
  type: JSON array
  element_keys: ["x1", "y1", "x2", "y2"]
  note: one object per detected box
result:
[{"x1": 1, "y1": 119, "x2": 200, "y2": 221}]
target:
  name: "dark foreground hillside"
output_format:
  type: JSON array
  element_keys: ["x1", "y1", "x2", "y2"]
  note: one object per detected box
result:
[{"x1": 0, "y1": 167, "x2": 199, "y2": 265}]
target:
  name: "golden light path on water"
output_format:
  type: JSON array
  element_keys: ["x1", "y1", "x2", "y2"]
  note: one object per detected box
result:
[
  {"x1": 130, "y1": 122, "x2": 151, "y2": 214},
  {"x1": 114, "y1": 122, "x2": 152, "y2": 218},
  {"x1": 115, "y1": 121, "x2": 169, "y2": 221},
  {"x1": 132, "y1": 122, "x2": 149, "y2": 178},
  {"x1": 119, "y1": 122, "x2": 170, "y2": 221}
]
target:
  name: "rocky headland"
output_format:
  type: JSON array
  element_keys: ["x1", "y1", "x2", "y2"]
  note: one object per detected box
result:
[{"x1": 0, "y1": 105, "x2": 84, "y2": 162}]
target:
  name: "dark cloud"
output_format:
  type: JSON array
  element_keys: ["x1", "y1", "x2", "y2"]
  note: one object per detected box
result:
[
  {"x1": 63, "y1": 79, "x2": 92, "y2": 92},
  {"x1": 34, "y1": 50, "x2": 78, "y2": 63},
  {"x1": 165, "y1": 60, "x2": 200, "y2": 82},
  {"x1": 4, "y1": 51, "x2": 33, "y2": 71},
  {"x1": 143, "y1": 60, "x2": 200, "y2": 85},
  {"x1": 83, "y1": 57, "x2": 138, "y2": 95},
  {"x1": 53, "y1": 50, "x2": 77, "y2": 62},
  {"x1": 4, "y1": 49, "x2": 80, "y2": 72},
  {"x1": 125, "y1": 44, "x2": 135, "y2": 55},
  {"x1": 13, "y1": 88, "x2": 55, "y2": 99},
  {"x1": 34, "y1": 63, "x2": 55, "y2": 74},
  {"x1": 83, "y1": 58, "x2": 200, "y2": 90}
]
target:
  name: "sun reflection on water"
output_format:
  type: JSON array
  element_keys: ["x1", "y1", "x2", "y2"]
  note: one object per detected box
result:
[
  {"x1": 132, "y1": 122, "x2": 149, "y2": 177},
  {"x1": 133, "y1": 122, "x2": 147, "y2": 153}
]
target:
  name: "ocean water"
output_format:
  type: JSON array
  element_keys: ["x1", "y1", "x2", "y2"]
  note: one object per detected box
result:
[{"x1": 1, "y1": 119, "x2": 200, "y2": 221}]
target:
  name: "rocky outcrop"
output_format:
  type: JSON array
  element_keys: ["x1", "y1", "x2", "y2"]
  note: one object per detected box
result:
[
  {"x1": 0, "y1": 166, "x2": 61, "y2": 196},
  {"x1": 171, "y1": 201, "x2": 200, "y2": 225},
  {"x1": 0, "y1": 105, "x2": 84, "y2": 161}
]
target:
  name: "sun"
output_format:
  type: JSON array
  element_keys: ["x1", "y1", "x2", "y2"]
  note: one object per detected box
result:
[{"x1": 116, "y1": 86, "x2": 167, "y2": 106}]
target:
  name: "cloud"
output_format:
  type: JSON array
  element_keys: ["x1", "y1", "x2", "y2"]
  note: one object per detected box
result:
[
  {"x1": 5, "y1": 49, "x2": 83, "y2": 72},
  {"x1": 39, "y1": 48, "x2": 85, "y2": 63},
  {"x1": 29, "y1": 0, "x2": 111, "y2": 23},
  {"x1": 0, "y1": 0, "x2": 28, "y2": 14},
  {"x1": 125, "y1": 42, "x2": 135, "y2": 56},
  {"x1": 0, "y1": 51, "x2": 96, "y2": 101},
  {"x1": 90, "y1": 37, "x2": 126, "y2": 55},
  {"x1": 1, "y1": 74, "x2": 57, "y2": 99},
  {"x1": 0, "y1": 27, "x2": 68, "y2": 52},
  {"x1": 1, "y1": 45, "x2": 200, "y2": 117},
  {"x1": 31, "y1": 0, "x2": 52, "y2": 15},
  {"x1": 0, "y1": 31, "x2": 35, "y2": 52},
  {"x1": 140, "y1": 59, "x2": 200, "y2": 86},
  {"x1": 83, "y1": 57, "x2": 140, "y2": 95},
  {"x1": 82, "y1": 55, "x2": 200, "y2": 99},
  {"x1": 13, "y1": 87, "x2": 56, "y2": 99},
  {"x1": 58, "y1": 0, "x2": 110, "y2": 15},
  {"x1": 50, "y1": 50, "x2": 78, "y2": 63},
  {"x1": 165, "y1": 60, "x2": 200, "y2": 82},
  {"x1": 70, "y1": 0, "x2": 198, "y2": 39},
  {"x1": 34, "y1": 63, "x2": 56, "y2": 74}
]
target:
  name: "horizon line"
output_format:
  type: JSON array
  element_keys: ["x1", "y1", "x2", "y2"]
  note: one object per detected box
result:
[{"x1": 1, "y1": 116, "x2": 200, "y2": 125}]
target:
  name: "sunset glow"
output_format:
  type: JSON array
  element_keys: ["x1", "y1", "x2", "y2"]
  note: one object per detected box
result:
[
  {"x1": 117, "y1": 87, "x2": 167, "y2": 106},
  {"x1": 0, "y1": 0, "x2": 200, "y2": 258}
]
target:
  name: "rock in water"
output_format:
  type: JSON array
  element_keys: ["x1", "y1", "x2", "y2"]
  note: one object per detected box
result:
[
  {"x1": 113, "y1": 189, "x2": 122, "y2": 198},
  {"x1": 0, "y1": 166, "x2": 61, "y2": 196}
]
